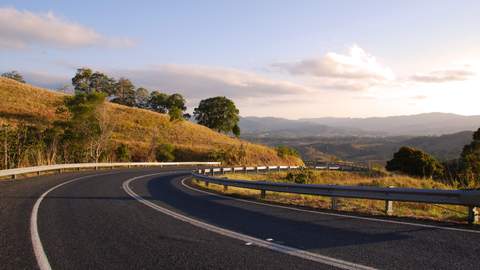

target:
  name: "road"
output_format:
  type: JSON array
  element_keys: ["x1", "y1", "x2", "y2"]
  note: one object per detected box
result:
[{"x1": 1, "y1": 167, "x2": 479, "y2": 269}]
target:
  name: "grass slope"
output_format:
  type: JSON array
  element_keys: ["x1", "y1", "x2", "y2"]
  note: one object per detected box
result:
[{"x1": 0, "y1": 77, "x2": 302, "y2": 166}]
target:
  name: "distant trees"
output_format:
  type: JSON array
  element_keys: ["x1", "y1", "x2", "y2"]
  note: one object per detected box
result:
[
  {"x1": 386, "y1": 146, "x2": 444, "y2": 179},
  {"x1": 1, "y1": 71, "x2": 25, "y2": 83},
  {"x1": 112, "y1": 78, "x2": 136, "y2": 106},
  {"x1": 193, "y1": 96, "x2": 240, "y2": 136}
]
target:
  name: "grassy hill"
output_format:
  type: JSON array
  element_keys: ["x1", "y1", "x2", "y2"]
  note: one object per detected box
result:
[{"x1": 0, "y1": 77, "x2": 302, "y2": 166}]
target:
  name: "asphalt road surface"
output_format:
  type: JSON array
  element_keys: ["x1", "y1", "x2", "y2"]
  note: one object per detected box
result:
[{"x1": 1, "y1": 167, "x2": 479, "y2": 269}]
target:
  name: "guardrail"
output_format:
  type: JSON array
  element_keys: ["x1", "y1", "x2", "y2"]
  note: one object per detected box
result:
[
  {"x1": 193, "y1": 166, "x2": 480, "y2": 224},
  {"x1": 0, "y1": 162, "x2": 221, "y2": 180}
]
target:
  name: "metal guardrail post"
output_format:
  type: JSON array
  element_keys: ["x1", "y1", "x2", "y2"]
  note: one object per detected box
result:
[
  {"x1": 223, "y1": 184, "x2": 228, "y2": 191},
  {"x1": 260, "y1": 189, "x2": 266, "y2": 199},
  {"x1": 385, "y1": 186, "x2": 394, "y2": 216},
  {"x1": 331, "y1": 197, "x2": 338, "y2": 210},
  {"x1": 467, "y1": 206, "x2": 478, "y2": 225}
]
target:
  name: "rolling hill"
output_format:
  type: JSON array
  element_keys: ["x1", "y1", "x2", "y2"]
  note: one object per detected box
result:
[
  {"x1": 241, "y1": 113, "x2": 480, "y2": 137},
  {"x1": 0, "y1": 77, "x2": 302, "y2": 166}
]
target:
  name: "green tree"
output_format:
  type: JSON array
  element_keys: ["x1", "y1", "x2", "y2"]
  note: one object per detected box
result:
[
  {"x1": 72, "y1": 68, "x2": 94, "y2": 94},
  {"x1": 193, "y1": 96, "x2": 240, "y2": 134},
  {"x1": 386, "y1": 146, "x2": 444, "y2": 179},
  {"x1": 459, "y1": 128, "x2": 480, "y2": 185},
  {"x1": 1, "y1": 71, "x2": 25, "y2": 83},
  {"x1": 135, "y1": 87, "x2": 150, "y2": 108},
  {"x1": 232, "y1": 124, "x2": 241, "y2": 138},
  {"x1": 72, "y1": 68, "x2": 116, "y2": 96},
  {"x1": 155, "y1": 143, "x2": 175, "y2": 162},
  {"x1": 168, "y1": 106, "x2": 184, "y2": 122},
  {"x1": 112, "y1": 78, "x2": 136, "y2": 106},
  {"x1": 148, "y1": 91, "x2": 169, "y2": 113},
  {"x1": 60, "y1": 92, "x2": 112, "y2": 162}
]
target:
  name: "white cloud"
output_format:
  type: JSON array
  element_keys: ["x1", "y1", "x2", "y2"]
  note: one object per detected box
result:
[
  {"x1": 112, "y1": 64, "x2": 312, "y2": 99},
  {"x1": 0, "y1": 7, "x2": 134, "y2": 49},
  {"x1": 273, "y1": 45, "x2": 395, "y2": 91},
  {"x1": 410, "y1": 67, "x2": 475, "y2": 83}
]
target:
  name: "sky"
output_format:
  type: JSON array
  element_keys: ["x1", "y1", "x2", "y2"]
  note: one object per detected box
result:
[{"x1": 1, "y1": 0, "x2": 480, "y2": 119}]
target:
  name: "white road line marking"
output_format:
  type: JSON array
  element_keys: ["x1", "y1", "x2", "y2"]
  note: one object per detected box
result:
[
  {"x1": 182, "y1": 178, "x2": 480, "y2": 234},
  {"x1": 31, "y1": 172, "x2": 121, "y2": 270},
  {"x1": 124, "y1": 174, "x2": 377, "y2": 270}
]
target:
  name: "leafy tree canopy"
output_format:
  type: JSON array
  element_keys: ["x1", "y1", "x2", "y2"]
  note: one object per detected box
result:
[
  {"x1": 386, "y1": 146, "x2": 444, "y2": 179},
  {"x1": 193, "y1": 96, "x2": 240, "y2": 134}
]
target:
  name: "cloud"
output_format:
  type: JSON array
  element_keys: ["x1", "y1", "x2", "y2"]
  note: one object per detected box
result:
[
  {"x1": 0, "y1": 7, "x2": 134, "y2": 49},
  {"x1": 112, "y1": 64, "x2": 312, "y2": 99},
  {"x1": 22, "y1": 71, "x2": 71, "y2": 90},
  {"x1": 410, "y1": 67, "x2": 475, "y2": 83},
  {"x1": 411, "y1": 95, "x2": 428, "y2": 100},
  {"x1": 272, "y1": 45, "x2": 395, "y2": 91}
]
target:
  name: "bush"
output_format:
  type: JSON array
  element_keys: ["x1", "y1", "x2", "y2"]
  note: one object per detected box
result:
[
  {"x1": 286, "y1": 169, "x2": 313, "y2": 184},
  {"x1": 386, "y1": 146, "x2": 444, "y2": 179},
  {"x1": 276, "y1": 145, "x2": 299, "y2": 158},
  {"x1": 115, "y1": 144, "x2": 130, "y2": 161},
  {"x1": 155, "y1": 143, "x2": 175, "y2": 162}
]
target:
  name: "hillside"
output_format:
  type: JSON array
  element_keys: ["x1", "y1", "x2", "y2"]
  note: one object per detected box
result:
[{"x1": 0, "y1": 77, "x2": 302, "y2": 166}]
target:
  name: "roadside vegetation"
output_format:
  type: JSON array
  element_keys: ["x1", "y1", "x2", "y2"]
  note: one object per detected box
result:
[
  {"x1": 0, "y1": 76, "x2": 303, "y2": 169},
  {"x1": 193, "y1": 169, "x2": 469, "y2": 223}
]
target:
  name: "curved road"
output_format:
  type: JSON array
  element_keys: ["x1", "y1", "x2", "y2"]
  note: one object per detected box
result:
[{"x1": 1, "y1": 167, "x2": 479, "y2": 269}]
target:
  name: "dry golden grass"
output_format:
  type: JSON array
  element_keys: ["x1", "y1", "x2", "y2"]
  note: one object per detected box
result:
[
  {"x1": 0, "y1": 77, "x2": 303, "y2": 166},
  {"x1": 193, "y1": 170, "x2": 469, "y2": 223}
]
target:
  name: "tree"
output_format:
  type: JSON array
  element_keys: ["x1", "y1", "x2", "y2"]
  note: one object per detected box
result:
[
  {"x1": 1, "y1": 71, "x2": 25, "y2": 83},
  {"x1": 72, "y1": 68, "x2": 116, "y2": 95},
  {"x1": 193, "y1": 96, "x2": 240, "y2": 134},
  {"x1": 135, "y1": 87, "x2": 150, "y2": 108},
  {"x1": 386, "y1": 146, "x2": 444, "y2": 179},
  {"x1": 112, "y1": 78, "x2": 136, "y2": 106},
  {"x1": 168, "y1": 106, "x2": 183, "y2": 122},
  {"x1": 148, "y1": 91, "x2": 169, "y2": 113},
  {"x1": 60, "y1": 92, "x2": 112, "y2": 162},
  {"x1": 459, "y1": 128, "x2": 480, "y2": 185},
  {"x1": 72, "y1": 68, "x2": 94, "y2": 94}
]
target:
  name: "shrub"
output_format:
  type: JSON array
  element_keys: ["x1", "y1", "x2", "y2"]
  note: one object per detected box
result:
[
  {"x1": 386, "y1": 146, "x2": 444, "y2": 179},
  {"x1": 286, "y1": 169, "x2": 314, "y2": 184},
  {"x1": 155, "y1": 143, "x2": 175, "y2": 162},
  {"x1": 115, "y1": 144, "x2": 130, "y2": 161},
  {"x1": 276, "y1": 145, "x2": 300, "y2": 158}
]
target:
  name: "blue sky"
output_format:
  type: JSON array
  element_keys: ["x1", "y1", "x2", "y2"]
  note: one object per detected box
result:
[{"x1": 1, "y1": 1, "x2": 480, "y2": 118}]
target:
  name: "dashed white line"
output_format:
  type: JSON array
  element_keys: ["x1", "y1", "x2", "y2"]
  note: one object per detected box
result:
[
  {"x1": 124, "y1": 174, "x2": 377, "y2": 270},
  {"x1": 182, "y1": 178, "x2": 480, "y2": 234}
]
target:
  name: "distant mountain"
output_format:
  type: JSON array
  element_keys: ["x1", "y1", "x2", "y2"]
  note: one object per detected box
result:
[
  {"x1": 240, "y1": 113, "x2": 480, "y2": 137},
  {"x1": 300, "y1": 113, "x2": 480, "y2": 136},
  {"x1": 239, "y1": 117, "x2": 385, "y2": 137}
]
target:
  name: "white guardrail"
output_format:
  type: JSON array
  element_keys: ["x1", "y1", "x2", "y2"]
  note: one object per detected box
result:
[
  {"x1": 0, "y1": 162, "x2": 221, "y2": 179},
  {"x1": 193, "y1": 166, "x2": 480, "y2": 224}
]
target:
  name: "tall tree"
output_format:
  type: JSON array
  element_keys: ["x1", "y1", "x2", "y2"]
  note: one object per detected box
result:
[
  {"x1": 193, "y1": 96, "x2": 240, "y2": 134},
  {"x1": 72, "y1": 68, "x2": 116, "y2": 95},
  {"x1": 1, "y1": 71, "x2": 25, "y2": 83},
  {"x1": 148, "y1": 91, "x2": 169, "y2": 113},
  {"x1": 112, "y1": 78, "x2": 136, "y2": 106},
  {"x1": 135, "y1": 87, "x2": 150, "y2": 108},
  {"x1": 71, "y1": 68, "x2": 94, "y2": 94}
]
